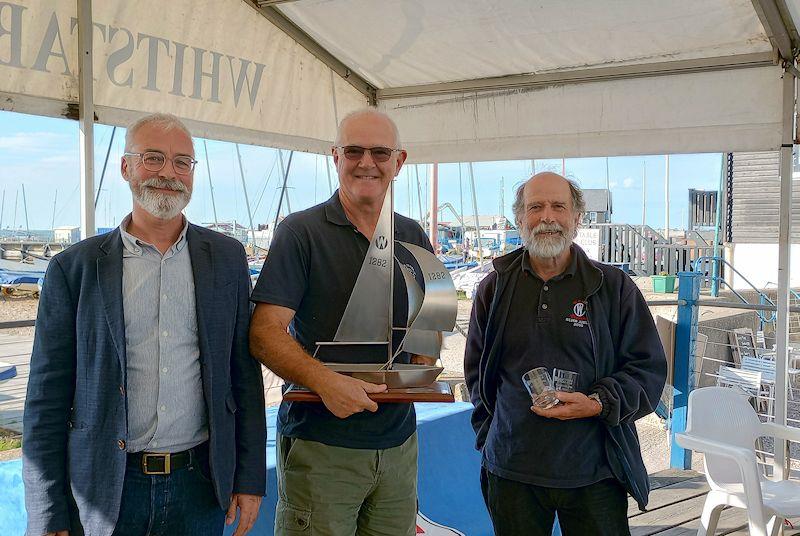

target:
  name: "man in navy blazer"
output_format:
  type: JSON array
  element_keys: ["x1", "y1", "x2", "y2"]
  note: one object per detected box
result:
[{"x1": 23, "y1": 113, "x2": 266, "y2": 536}]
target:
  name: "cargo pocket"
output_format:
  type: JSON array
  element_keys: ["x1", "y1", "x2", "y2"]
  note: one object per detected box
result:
[{"x1": 276, "y1": 500, "x2": 311, "y2": 533}]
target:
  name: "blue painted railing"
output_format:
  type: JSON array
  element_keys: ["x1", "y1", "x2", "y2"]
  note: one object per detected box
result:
[{"x1": 692, "y1": 256, "x2": 777, "y2": 328}]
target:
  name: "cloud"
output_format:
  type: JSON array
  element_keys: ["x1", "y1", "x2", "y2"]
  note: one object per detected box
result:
[
  {"x1": 0, "y1": 132, "x2": 72, "y2": 153},
  {"x1": 609, "y1": 180, "x2": 619, "y2": 188},
  {"x1": 623, "y1": 177, "x2": 635, "y2": 188},
  {"x1": 38, "y1": 154, "x2": 76, "y2": 165}
]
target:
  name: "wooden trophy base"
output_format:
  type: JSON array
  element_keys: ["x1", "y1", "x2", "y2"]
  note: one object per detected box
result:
[{"x1": 283, "y1": 381, "x2": 454, "y2": 403}]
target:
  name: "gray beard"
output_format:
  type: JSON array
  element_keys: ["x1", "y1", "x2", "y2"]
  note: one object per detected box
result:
[
  {"x1": 130, "y1": 178, "x2": 191, "y2": 220},
  {"x1": 521, "y1": 223, "x2": 573, "y2": 259}
]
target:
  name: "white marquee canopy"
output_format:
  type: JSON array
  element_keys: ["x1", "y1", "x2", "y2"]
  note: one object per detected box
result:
[{"x1": 1, "y1": 0, "x2": 799, "y2": 162}]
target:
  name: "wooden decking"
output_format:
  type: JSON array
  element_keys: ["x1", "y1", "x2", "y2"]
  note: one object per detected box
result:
[
  {"x1": 631, "y1": 470, "x2": 800, "y2": 535},
  {"x1": 0, "y1": 333, "x2": 30, "y2": 433}
]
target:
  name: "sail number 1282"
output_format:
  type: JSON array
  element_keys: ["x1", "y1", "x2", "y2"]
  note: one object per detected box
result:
[{"x1": 368, "y1": 256, "x2": 388, "y2": 268}]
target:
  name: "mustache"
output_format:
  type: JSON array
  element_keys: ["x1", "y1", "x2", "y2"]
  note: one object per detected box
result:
[
  {"x1": 141, "y1": 177, "x2": 189, "y2": 193},
  {"x1": 530, "y1": 223, "x2": 565, "y2": 236}
]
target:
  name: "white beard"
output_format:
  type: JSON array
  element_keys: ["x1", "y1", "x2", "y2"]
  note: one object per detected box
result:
[
  {"x1": 130, "y1": 177, "x2": 191, "y2": 220},
  {"x1": 521, "y1": 222, "x2": 573, "y2": 259}
]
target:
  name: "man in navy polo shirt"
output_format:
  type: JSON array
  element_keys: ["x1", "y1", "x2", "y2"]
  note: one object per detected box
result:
[
  {"x1": 465, "y1": 172, "x2": 667, "y2": 535},
  {"x1": 249, "y1": 108, "x2": 435, "y2": 535}
]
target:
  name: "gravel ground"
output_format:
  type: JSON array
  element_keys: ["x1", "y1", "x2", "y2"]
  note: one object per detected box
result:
[{"x1": 0, "y1": 294, "x2": 38, "y2": 338}]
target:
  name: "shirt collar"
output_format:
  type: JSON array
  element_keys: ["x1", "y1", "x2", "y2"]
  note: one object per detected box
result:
[
  {"x1": 323, "y1": 189, "x2": 354, "y2": 227},
  {"x1": 521, "y1": 244, "x2": 579, "y2": 280},
  {"x1": 119, "y1": 213, "x2": 189, "y2": 256}
]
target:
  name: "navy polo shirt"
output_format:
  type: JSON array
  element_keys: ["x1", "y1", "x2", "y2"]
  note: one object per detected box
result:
[
  {"x1": 251, "y1": 191, "x2": 433, "y2": 449},
  {"x1": 483, "y1": 248, "x2": 613, "y2": 487}
]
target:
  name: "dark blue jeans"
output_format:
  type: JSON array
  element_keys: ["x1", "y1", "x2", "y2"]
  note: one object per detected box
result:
[
  {"x1": 482, "y1": 469, "x2": 630, "y2": 536},
  {"x1": 111, "y1": 446, "x2": 225, "y2": 536}
]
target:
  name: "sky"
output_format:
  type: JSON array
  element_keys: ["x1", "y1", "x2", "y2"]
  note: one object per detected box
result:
[{"x1": 0, "y1": 109, "x2": 724, "y2": 232}]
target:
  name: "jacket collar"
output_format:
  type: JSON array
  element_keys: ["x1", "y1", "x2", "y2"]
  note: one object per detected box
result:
[{"x1": 493, "y1": 244, "x2": 603, "y2": 298}]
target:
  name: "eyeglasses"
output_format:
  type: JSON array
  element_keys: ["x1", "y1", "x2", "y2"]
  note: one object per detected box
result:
[
  {"x1": 335, "y1": 145, "x2": 400, "y2": 163},
  {"x1": 124, "y1": 151, "x2": 198, "y2": 174}
]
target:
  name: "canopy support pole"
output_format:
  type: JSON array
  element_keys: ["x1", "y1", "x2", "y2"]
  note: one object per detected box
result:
[
  {"x1": 78, "y1": 0, "x2": 95, "y2": 239},
  {"x1": 774, "y1": 64, "x2": 795, "y2": 479}
]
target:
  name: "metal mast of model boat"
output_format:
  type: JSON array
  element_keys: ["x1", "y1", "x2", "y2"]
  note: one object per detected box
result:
[{"x1": 387, "y1": 179, "x2": 395, "y2": 365}]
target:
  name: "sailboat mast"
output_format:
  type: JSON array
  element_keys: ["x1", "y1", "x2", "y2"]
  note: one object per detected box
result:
[
  {"x1": 325, "y1": 155, "x2": 334, "y2": 196},
  {"x1": 235, "y1": 144, "x2": 258, "y2": 251},
  {"x1": 0, "y1": 189, "x2": 5, "y2": 230},
  {"x1": 51, "y1": 190, "x2": 58, "y2": 232},
  {"x1": 415, "y1": 165, "x2": 424, "y2": 228},
  {"x1": 94, "y1": 126, "x2": 116, "y2": 208},
  {"x1": 468, "y1": 163, "x2": 483, "y2": 264},
  {"x1": 273, "y1": 150, "x2": 294, "y2": 233},
  {"x1": 22, "y1": 183, "x2": 30, "y2": 235},
  {"x1": 203, "y1": 140, "x2": 219, "y2": 226}
]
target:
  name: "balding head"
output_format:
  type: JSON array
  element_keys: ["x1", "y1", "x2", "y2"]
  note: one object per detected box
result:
[
  {"x1": 512, "y1": 172, "x2": 585, "y2": 227},
  {"x1": 334, "y1": 108, "x2": 401, "y2": 149}
]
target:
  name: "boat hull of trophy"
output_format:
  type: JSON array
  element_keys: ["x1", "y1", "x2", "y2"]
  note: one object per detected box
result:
[{"x1": 325, "y1": 363, "x2": 444, "y2": 389}]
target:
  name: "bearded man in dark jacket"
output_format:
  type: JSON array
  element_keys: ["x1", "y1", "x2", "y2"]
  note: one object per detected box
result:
[{"x1": 464, "y1": 172, "x2": 667, "y2": 536}]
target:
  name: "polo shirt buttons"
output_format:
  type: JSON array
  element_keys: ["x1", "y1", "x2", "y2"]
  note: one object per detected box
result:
[
  {"x1": 543, "y1": 285, "x2": 549, "y2": 291},
  {"x1": 118, "y1": 439, "x2": 126, "y2": 450},
  {"x1": 541, "y1": 303, "x2": 548, "y2": 310}
]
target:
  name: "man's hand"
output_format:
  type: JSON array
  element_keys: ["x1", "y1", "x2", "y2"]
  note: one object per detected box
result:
[
  {"x1": 316, "y1": 373, "x2": 387, "y2": 419},
  {"x1": 410, "y1": 354, "x2": 437, "y2": 366},
  {"x1": 532, "y1": 391, "x2": 602, "y2": 420},
  {"x1": 226, "y1": 493, "x2": 263, "y2": 536}
]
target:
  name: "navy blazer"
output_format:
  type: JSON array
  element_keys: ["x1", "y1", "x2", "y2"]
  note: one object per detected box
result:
[{"x1": 23, "y1": 225, "x2": 267, "y2": 536}]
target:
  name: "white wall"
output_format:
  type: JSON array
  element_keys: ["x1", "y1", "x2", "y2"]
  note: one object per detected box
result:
[{"x1": 731, "y1": 243, "x2": 800, "y2": 290}]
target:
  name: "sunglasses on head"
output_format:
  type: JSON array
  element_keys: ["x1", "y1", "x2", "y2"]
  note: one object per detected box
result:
[{"x1": 335, "y1": 145, "x2": 400, "y2": 163}]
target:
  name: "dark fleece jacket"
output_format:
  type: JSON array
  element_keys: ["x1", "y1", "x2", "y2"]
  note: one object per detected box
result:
[{"x1": 464, "y1": 245, "x2": 667, "y2": 510}]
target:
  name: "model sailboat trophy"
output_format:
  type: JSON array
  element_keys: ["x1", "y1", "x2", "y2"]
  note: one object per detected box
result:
[{"x1": 313, "y1": 181, "x2": 458, "y2": 389}]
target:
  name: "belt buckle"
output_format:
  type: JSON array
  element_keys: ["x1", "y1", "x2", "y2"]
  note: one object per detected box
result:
[{"x1": 142, "y1": 453, "x2": 171, "y2": 475}]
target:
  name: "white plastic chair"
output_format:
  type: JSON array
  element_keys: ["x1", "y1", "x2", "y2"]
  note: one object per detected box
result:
[
  {"x1": 714, "y1": 365, "x2": 767, "y2": 414},
  {"x1": 676, "y1": 387, "x2": 800, "y2": 536}
]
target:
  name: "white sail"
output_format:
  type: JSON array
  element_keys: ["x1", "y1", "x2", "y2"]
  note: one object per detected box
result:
[
  {"x1": 333, "y1": 191, "x2": 393, "y2": 342},
  {"x1": 396, "y1": 241, "x2": 458, "y2": 332},
  {"x1": 397, "y1": 262, "x2": 424, "y2": 327},
  {"x1": 397, "y1": 262, "x2": 441, "y2": 358}
]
